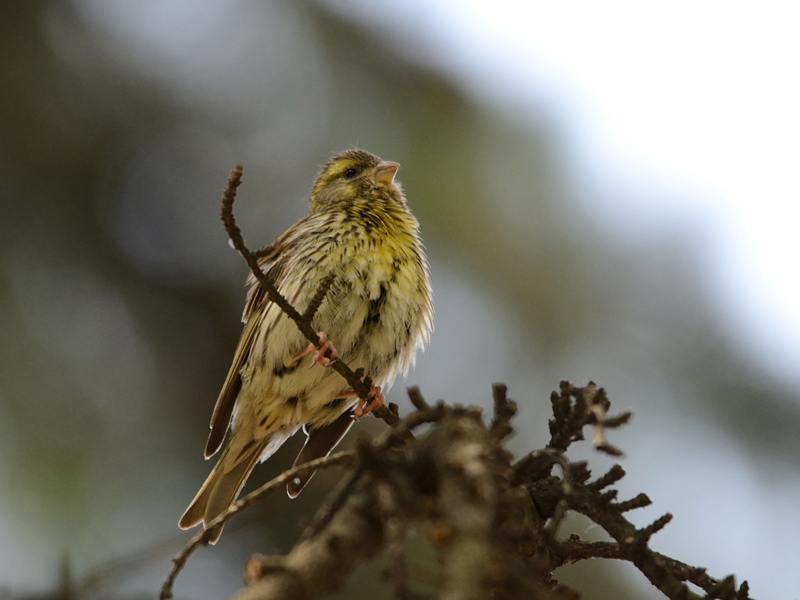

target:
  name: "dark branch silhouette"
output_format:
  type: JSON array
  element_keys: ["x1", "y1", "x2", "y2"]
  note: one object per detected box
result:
[{"x1": 209, "y1": 382, "x2": 754, "y2": 600}]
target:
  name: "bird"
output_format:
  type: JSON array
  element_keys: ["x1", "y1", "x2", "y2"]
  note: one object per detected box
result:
[{"x1": 179, "y1": 149, "x2": 433, "y2": 542}]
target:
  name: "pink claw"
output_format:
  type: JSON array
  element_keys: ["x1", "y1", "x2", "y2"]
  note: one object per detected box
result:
[
  {"x1": 292, "y1": 332, "x2": 339, "y2": 367},
  {"x1": 354, "y1": 385, "x2": 385, "y2": 418}
]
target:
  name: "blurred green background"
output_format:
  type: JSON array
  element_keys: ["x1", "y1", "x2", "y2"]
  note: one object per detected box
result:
[{"x1": 1, "y1": 1, "x2": 798, "y2": 598}]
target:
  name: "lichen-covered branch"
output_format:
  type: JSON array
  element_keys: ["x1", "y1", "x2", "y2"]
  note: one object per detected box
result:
[{"x1": 206, "y1": 382, "x2": 754, "y2": 600}]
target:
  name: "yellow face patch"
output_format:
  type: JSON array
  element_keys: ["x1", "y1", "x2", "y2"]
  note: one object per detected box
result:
[{"x1": 310, "y1": 150, "x2": 383, "y2": 211}]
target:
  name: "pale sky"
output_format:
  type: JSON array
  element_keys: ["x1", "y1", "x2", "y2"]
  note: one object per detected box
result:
[{"x1": 347, "y1": 0, "x2": 800, "y2": 378}]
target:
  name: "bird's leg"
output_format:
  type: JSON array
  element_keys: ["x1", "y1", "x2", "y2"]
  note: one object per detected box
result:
[{"x1": 292, "y1": 332, "x2": 339, "y2": 367}]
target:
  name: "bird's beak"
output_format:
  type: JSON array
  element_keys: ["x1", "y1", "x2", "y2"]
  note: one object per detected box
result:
[{"x1": 374, "y1": 161, "x2": 400, "y2": 185}]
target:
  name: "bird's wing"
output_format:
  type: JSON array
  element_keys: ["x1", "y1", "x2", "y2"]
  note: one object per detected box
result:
[
  {"x1": 204, "y1": 238, "x2": 288, "y2": 458},
  {"x1": 204, "y1": 308, "x2": 261, "y2": 457}
]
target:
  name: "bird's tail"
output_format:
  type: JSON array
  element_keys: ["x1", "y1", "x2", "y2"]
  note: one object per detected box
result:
[{"x1": 178, "y1": 437, "x2": 269, "y2": 544}]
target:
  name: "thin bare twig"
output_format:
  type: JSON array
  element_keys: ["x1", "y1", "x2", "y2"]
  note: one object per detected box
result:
[
  {"x1": 219, "y1": 165, "x2": 395, "y2": 425},
  {"x1": 160, "y1": 451, "x2": 355, "y2": 600}
]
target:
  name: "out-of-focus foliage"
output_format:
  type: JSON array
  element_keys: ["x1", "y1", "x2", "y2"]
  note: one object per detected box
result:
[{"x1": 1, "y1": 1, "x2": 797, "y2": 598}]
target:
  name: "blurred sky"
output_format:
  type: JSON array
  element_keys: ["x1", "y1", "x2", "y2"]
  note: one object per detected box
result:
[
  {"x1": 339, "y1": 0, "x2": 800, "y2": 380},
  {"x1": 3, "y1": 1, "x2": 799, "y2": 598}
]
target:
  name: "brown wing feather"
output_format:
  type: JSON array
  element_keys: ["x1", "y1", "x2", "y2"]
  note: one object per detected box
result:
[
  {"x1": 204, "y1": 241, "x2": 285, "y2": 458},
  {"x1": 205, "y1": 310, "x2": 260, "y2": 457}
]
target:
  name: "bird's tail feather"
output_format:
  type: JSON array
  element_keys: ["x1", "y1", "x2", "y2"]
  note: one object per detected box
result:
[
  {"x1": 287, "y1": 411, "x2": 354, "y2": 498},
  {"x1": 178, "y1": 439, "x2": 266, "y2": 544}
]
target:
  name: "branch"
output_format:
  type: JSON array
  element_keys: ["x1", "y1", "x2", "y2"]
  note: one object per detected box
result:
[
  {"x1": 552, "y1": 538, "x2": 749, "y2": 599},
  {"x1": 162, "y1": 390, "x2": 443, "y2": 599},
  {"x1": 231, "y1": 396, "x2": 567, "y2": 600},
  {"x1": 160, "y1": 451, "x2": 356, "y2": 600},
  {"x1": 158, "y1": 381, "x2": 755, "y2": 600},
  {"x1": 518, "y1": 383, "x2": 753, "y2": 600},
  {"x1": 229, "y1": 382, "x2": 754, "y2": 600}
]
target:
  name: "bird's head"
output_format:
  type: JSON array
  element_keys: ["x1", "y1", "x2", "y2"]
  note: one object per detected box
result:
[{"x1": 309, "y1": 149, "x2": 402, "y2": 212}]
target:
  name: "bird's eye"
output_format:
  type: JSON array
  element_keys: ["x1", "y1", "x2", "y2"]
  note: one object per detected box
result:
[{"x1": 343, "y1": 167, "x2": 358, "y2": 179}]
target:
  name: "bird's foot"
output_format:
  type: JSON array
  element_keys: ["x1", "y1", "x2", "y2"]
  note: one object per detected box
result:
[
  {"x1": 292, "y1": 332, "x2": 339, "y2": 367},
  {"x1": 354, "y1": 385, "x2": 385, "y2": 418}
]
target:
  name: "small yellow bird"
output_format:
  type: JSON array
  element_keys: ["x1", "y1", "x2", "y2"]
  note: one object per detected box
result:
[{"x1": 179, "y1": 150, "x2": 433, "y2": 542}]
